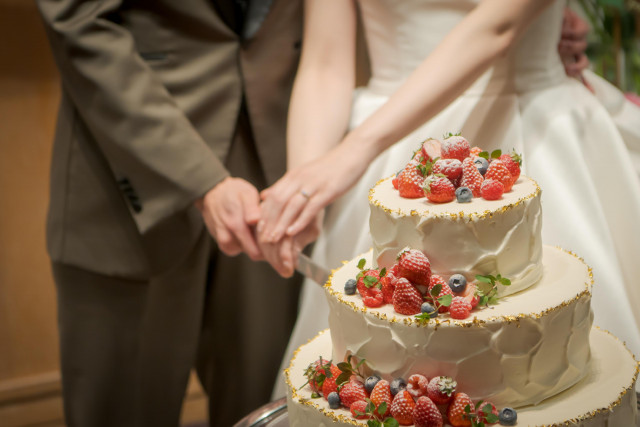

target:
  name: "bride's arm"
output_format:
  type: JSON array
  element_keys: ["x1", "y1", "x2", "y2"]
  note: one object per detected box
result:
[
  {"x1": 256, "y1": 0, "x2": 357, "y2": 274},
  {"x1": 285, "y1": 0, "x2": 357, "y2": 170},
  {"x1": 262, "y1": 0, "x2": 555, "y2": 244},
  {"x1": 258, "y1": 0, "x2": 357, "y2": 243}
]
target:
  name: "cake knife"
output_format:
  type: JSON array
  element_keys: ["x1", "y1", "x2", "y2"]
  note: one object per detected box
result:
[{"x1": 296, "y1": 252, "x2": 331, "y2": 286}]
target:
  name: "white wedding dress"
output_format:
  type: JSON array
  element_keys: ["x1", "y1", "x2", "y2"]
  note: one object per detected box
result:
[{"x1": 273, "y1": 0, "x2": 640, "y2": 398}]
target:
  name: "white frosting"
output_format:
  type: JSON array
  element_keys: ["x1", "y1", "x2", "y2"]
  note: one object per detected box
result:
[
  {"x1": 326, "y1": 246, "x2": 593, "y2": 408},
  {"x1": 369, "y1": 176, "x2": 542, "y2": 296},
  {"x1": 286, "y1": 328, "x2": 639, "y2": 427}
]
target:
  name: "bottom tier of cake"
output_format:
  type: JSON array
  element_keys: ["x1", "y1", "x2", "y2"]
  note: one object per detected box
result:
[{"x1": 286, "y1": 328, "x2": 638, "y2": 427}]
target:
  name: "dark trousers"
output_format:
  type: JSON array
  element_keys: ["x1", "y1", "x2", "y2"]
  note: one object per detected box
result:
[{"x1": 53, "y1": 108, "x2": 302, "y2": 427}]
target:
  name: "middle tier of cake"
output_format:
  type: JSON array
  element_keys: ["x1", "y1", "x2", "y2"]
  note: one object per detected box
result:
[
  {"x1": 369, "y1": 175, "x2": 542, "y2": 296},
  {"x1": 326, "y1": 245, "x2": 593, "y2": 408}
]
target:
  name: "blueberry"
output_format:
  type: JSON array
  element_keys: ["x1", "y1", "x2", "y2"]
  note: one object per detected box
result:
[
  {"x1": 448, "y1": 274, "x2": 467, "y2": 293},
  {"x1": 498, "y1": 407, "x2": 517, "y2": 425},
  {"x1": 344, "y1": 279, "x2": 357, "y2": 295},
  {"x1": 390, "y1": 377, "x2": 407, "y2": 396},
  {"x1": 421, "y1": 302, "x2": 437, "y2": 317},
  {"x1": 327, "y1": 391, "x2": 341, "y2": 409},
  {"x1": 455, "y1": 186, "x2": 473, "y2": 203},
  {"x1": 474, "y1": 157, "x2": 489, "y2": 175},
  {"x1": 364, "y1": 375, "x2": 381, "y2": 393}
]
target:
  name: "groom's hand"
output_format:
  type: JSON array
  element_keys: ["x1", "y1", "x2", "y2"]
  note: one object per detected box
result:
[
  {"x1": 195, "y1": 177, "x2": 264, "y2": 261},
  {"x1": 258, "y1": 211, "x2": 323, "y2": 278}
]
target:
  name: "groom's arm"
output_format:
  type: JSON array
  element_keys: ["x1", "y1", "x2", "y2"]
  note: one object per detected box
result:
[{"x1": 37, "y1": 0, "x2": 229, "y2": 234}]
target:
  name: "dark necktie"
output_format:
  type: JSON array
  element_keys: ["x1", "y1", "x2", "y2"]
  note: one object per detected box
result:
[{"x1": 213, "y1": 0, "x2": 250, "y2": 36}]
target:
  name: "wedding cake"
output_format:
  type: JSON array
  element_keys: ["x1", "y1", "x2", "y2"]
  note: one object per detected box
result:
[{"x1": 285, "y1": 137, "x2": 638, "y2": 426}]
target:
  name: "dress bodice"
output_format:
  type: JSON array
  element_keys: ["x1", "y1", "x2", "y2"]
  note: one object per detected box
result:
[{"x1": 358, "y1": 0, "x2": 567, "y2": 96}]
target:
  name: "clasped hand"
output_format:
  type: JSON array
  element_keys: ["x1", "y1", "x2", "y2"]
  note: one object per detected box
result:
[
  {"x1": 195, "y1": 175, "x2": 322, "y2": 277},
  {"x1": 197, "y1": 144, "x2": 367, "y2": 277}
]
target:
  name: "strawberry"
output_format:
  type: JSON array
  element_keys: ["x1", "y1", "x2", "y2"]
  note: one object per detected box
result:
[
  {"x1": 370, "y1": 379, "x2": 392, "y2": 417},
  {"x1": 469, "y1": 146, "x2": 483, "y2": 157},
  {"x1": 499, "y1": 151, "x2": 522, "y2": 184},
  {"x1": 460, "y1": 157, "x2": 483, "y2": 197},
  {"x1": 441, "y1": 135, "x2": 471, "y2": 162},
  {"x1": 304, "y1": 358, "x2": 334, "y2": 394},
  {"x1": 397, "y1": 249, "x2": 431, "y2": 286},
  {"x1": 427, "y1": 275, "x2": 453, "y2": 313},
  {"x1": 362, "y1": 286, "x2": 384, "y2": 308},
  {"x1": 427, "y1": 376, "x2": 457, "y2": 405},
  {"x1": 447, "y1": 392, "x2": 475, "y2": 427},
  {"x1": 412, "y1": 148, "x2": 429, "y2": 165},
  {"x1": 421, "y1": 138, "x2": 442, "y2": 162},
  {"x1": 380, "y1": 274, "x2": 396, "y2": 304},
  {"x1": 424, "y1": 175, "x2": 456, "y2": 203},
  {"x1": 356, "y1": 269, "x2": 384, "y2": 297},
  {"x1": 449, "y1": 296, "x2": 472, "y2": 319},
  {"x1": 393, "y1": 278, "x2": 423, "y2": 315},
  {"x1": 339, "y1": 380, "x2": 369, "y2": 409},
  {"x1": 432, "y1": 158, "x2": 463, "y2": 181},
  {"x1": 459, "y1": 281, "x2": 479, "y2": 308},
  {"x1": 406, "y1": 374, "x2": 429, "y2": 399},
  {"x1": 350, "y1": 400, "x2": 370, "y2": 420},
  {"x1": 485, "y1": 160, "x2": 513, "y2": 192},
  {"x1": 392, "y1": 169, "x2": 402, "y2": 189},
  {"x1": 321, "y1": 367, "x2": 340, "y2": 397},
  {"x1": 390, "y1": 390, "x2": 416, "y2": 425},
  {"x1": 398, "y1": 160, "x2": 428, "y2": 198},
  {"x1": 476, "y1": 401, "x2": 499, "y2": 424},
  {"x1": 413, "y1": 396, "x2": 444, "y2": 427},
  {"x1": 480, "y1": 179, "x2": 504, "y2": 201}
]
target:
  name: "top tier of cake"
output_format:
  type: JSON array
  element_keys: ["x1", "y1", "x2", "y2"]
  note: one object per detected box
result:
[{"x1": 369, "y1": 175, "x2": 542, "y2": 296}]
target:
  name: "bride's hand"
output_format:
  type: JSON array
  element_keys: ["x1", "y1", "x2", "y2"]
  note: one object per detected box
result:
[
  {"x1": 258, "y1": 143, "x2": 365, "y2": 243},
  {"x1": 258, "y1": 212, "x2": 324, "y2": 277}
]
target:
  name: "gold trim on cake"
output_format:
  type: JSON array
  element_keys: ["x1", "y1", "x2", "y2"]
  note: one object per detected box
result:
[{"x1": 368, "y1": 175, "x2": 541, "y2": 220}]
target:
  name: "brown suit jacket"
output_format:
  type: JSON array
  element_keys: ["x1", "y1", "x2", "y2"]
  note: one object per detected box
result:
[{"x1": 37, "y1": 0, "x2": 302, "y2": 279}]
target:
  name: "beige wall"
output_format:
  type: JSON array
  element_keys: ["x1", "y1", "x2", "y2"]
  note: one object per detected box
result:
[{"x1": 0, "y1": 2, "x2": 205, "y2": 425}]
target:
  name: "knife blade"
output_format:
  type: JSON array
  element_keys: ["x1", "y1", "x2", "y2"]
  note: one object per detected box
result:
[{"x1": 296, "y1": 252, "x2": 331, "y2": 286}]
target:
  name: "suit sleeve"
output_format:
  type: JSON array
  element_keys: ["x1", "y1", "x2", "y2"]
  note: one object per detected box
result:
[{"x1": 36, "y1": 0, "x2": 230, "y2": 234}]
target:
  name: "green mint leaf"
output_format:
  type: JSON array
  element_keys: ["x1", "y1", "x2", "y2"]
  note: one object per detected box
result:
[
  {"x1": 368, "y1": 420, "x2": 381, "y2": 427},
  {"x1": 491, "y1": 149, "x2": 502, "y2": 158},
  {"x1": 378, "y1": 402, "x2": 388, "y2": 415},
  {"x1": 364, "y1": 275, "x2": 378, "y2": 287},
  {"x1": 479, "y1": 151, "x2": 489, "y2": 159},
  {"x1": 311, "y1": 392, "x2": 321, "y2": 398},
  {"x1": 488, "y1": 296, "x2": 500, "y2": 305},
  {"x1": 430, "y1": 284, "x2": 442, "y2": 297},
  {"x1": 464, "y1": 403, "x2": 472, "y2": 413},
  {"x1": 486, "y1": 413, "x2": 499, "y2": 423},
  {"x1": 438, "y1": 294, "x2": 453, "y2": 306},
  {"x1": 336, "y1": 372, "x2": 351, "y2": 385},
  {"x1": 380, "y1": 267, "x2": 387, "y2": 277},
  {"x1": 499, "y1": 277, "x2": 511, "y2": 286},
  {"x1": 366, "y1": 401, "x2": 376, "y2": 413},
  {"x1": 384, "y1": 418, "x2": 400, "y2": 427},
  {"x1": 475, "y1": 275, "x2": 493, "y2": 284},
  {"x1": 358, "y1": 258, "x2": 366, "y2": 270},
  {"x1": 337, "y1": 362, "x2": 352, "y2": 372}
]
